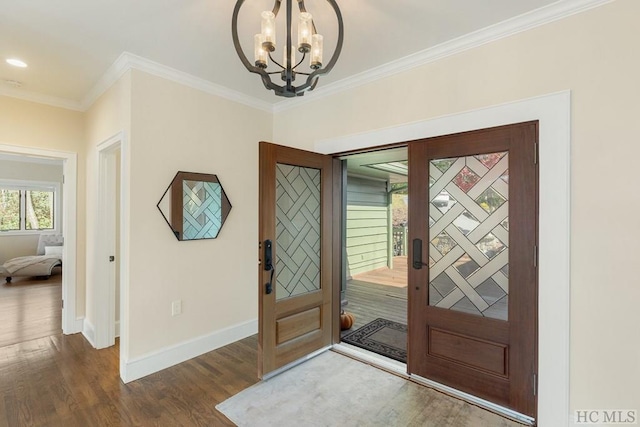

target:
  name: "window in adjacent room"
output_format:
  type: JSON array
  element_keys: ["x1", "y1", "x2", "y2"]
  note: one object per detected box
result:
[{"x1": 0, "y1": 181, "x2": 59, "y2": 233}]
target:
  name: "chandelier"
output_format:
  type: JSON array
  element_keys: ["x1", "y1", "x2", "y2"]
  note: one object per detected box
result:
[{"x1": 232, "y1": 0, "x2": 343, "y2": 97}]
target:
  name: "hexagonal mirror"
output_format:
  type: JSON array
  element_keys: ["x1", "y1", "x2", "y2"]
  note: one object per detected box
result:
[{"x1": 157, "y1": 171, "x2": 231, "y2": 241}]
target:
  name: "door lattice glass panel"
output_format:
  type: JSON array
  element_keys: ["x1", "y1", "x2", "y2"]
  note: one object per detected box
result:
[
  {"x1": 275, "y1": 163, "x2": 321, "y2": 300},
  {"x1": 428, "y1": 152, "x2": 509, "y2": 320}
]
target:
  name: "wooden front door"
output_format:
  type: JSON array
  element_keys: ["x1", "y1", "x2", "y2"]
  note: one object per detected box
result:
[
  {"x1": 258, "y1": 142, "x2": 335, "y2": 378},
  {"x1": 407, "y1": 122, "x2": 538, "y2": 416}
]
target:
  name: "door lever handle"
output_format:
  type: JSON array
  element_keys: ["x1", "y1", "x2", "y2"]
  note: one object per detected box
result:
[
  {"x1": 412, "y1": 239, "x2": 429, "y2": 269},
  {"x1": 264, "y1": 240, "x2": 273, "y2": 272},
  {"x1": 264, "y1": 240, "x2": 274, "y2": 294}
]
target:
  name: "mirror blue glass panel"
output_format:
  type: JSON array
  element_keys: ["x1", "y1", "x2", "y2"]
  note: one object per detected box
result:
[{"x1": 157, "y1": 172, "x2": 231, "y2": 241}]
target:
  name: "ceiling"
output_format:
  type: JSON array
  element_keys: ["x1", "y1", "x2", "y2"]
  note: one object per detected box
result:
[
  {"x1": 342, "y1": 147, "x2": 407, "y2": 184},
  {"x1": 0, "y1": 0, "x2": 562, "y2": 107}
]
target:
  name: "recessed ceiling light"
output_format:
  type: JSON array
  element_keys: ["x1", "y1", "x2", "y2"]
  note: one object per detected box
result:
[{"x1": 6, "y1": 58, "x2": 28, "y2": 68}]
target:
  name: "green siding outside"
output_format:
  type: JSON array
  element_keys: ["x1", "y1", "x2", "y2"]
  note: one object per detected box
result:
[
  {"x1": 349, "y1": 256, "x2": 388, "y2": 275},
  {"x1": 344, "y1": 233, "x2": 387, "y2": 246},
  {"x1": 348, "y1": 241, "x2": 389, "y2": 256},
  {"x1": 346, "y1": 176, "x2": 390, "y2": 277},
  {"x1": 346, "y1": 208, "x2": 388, "y2": 219}
]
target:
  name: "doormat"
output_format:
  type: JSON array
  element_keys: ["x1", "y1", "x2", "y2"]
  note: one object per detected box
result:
[
  {"x1": 341, "y1": 318, "x2": 407, "y2": 363},
  {"x1": 216, "y1": 351, "x2": 523, "y2": 427}
]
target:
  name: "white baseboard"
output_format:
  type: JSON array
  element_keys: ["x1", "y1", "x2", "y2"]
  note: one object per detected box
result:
[
  {"x1": 82, "y1": 318, "x2": 96, "y2": 347},
  {"x1": 69, "y1": 316, "x2": 84, "y2": 335},
  {"x1": 115, "y1": 320, "x2": 120, "y2": 338},
  {"x1": 120, "y1": 318, "x2": 258, "y2": 383}
]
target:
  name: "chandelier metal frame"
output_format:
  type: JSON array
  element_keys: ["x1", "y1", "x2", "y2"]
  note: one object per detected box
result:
[{"x1": 232, "y1": 0, "x2": 344, "y2": 97}]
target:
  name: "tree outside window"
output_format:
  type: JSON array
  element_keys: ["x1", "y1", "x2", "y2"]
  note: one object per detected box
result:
[
  {"x1": 0, "y1": 186, "x2": 56, "y2": 232},
  {"x1": 25, "y1": 190, "x2": 54, "y2": 230},
  {"x1": 0, "y1": 189, "x2": 20, "y2": 231}
]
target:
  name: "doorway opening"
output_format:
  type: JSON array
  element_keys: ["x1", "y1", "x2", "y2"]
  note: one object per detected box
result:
[
  {"x1": 333, "y1": 121, "x2": 539, "y2": 423},
  {"x1": 0, "y1": 154, "x2": 65, "y2": 347},
  {"x1": 284, "y1": 92, "x2": 571, "y2": 424},
  {"x1": 0, "y1": 144, "x2": 78, "y2": 338},
  {"x1": 338, "y1": 146, "x2": 409, "y2": 364}
]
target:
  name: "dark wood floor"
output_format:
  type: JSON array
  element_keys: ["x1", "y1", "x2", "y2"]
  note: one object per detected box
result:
[
  {"x1": 0, "y1": 273, "x2": 62, "y2": 348},
  {"x1": 0, "y1": 333, "x2": 259, "y2": 426},
  {"x1": 0, "y1": 272, "x2": 259, "y2": 426}
]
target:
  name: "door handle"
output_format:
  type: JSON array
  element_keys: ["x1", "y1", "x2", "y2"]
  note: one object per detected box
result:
[
  {"x1": 412, "y1": 239, "x2": 428, "y2": 269},
  {"x1": 264, "y1": 240, "x2": 274, "y2": 294},
  {"x1": 109, "y1": 255, "x2": 115, "y2": 262},
  {"x1": 264, "y1": 240, "x2": 273, "y2": 272}
]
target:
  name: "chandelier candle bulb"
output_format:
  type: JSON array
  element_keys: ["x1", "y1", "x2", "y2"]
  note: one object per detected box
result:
[
  {"x1": 261, "y1": 11, "x2": 276, "y2": 51},
  {"x1": 254, "y1": 34, "x2": 268, "y2": 68},
  {"x1": 310, "y1": 34, "x2": 323, "y2": 69},
  {"x1": 298, "y1": 12, "x2": 312, "y2": 53}
]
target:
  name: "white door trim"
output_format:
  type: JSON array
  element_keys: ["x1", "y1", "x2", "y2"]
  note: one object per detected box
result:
[
  {"x1": 0, "y1": 143, "x2": 80, "y2": 334},
  {"x1": 95, "y1": 136, "x2": 118, "y2": 348},
  {"x1": 315, "y1": 90, "x2": 571, "y2": 427},
  {"x1": 95, "y1": 131, "x2": 127, "y2": 354}
]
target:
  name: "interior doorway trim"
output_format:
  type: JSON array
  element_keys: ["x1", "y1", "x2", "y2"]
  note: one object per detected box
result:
[
  {"x1": 316, "y1": 91, "x2": 571, "y2": 427},
  {"x1": 95, "y1": 131, "x2": 130, "y2": 381},
  {"x1": 0, "y1": 143, "x2": 80, "y2": 334},
  {"x1": 94, "y1": 133, "x2": 124, "y2": 349}
]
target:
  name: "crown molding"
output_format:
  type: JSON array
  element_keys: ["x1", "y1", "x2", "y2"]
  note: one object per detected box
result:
[
  {"x1": 0, "y1": 86, "x2": 83, "y2": 111},
  {"x1": 80, "y1": 52, "x2": 131, "y2": 111},
  {"x1": 82, "y1": 52, "x2": 273, "y2": 113},
  {"x1": 273, "y1": 0, "x2": 613, "y2": 113},
  {"x1": 0, "y1": 0, "x2": 613, "y2": 115}
]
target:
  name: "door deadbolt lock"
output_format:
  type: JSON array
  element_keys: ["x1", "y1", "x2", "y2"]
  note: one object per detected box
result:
[{"x1": 109, "y1": 256, "x2": 115, "y2": 262}]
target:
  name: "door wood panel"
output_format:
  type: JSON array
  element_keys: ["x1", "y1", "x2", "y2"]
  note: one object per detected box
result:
[
  {"x1": 276, "y1": 307, "x2": 321, "y2": 344},
  {"x1": 258, "y1": 142, "x2": 334, "y2": 378},
  {"x1": 408, "y1": 122, "x2": 538, "y2": 416},
  {"x1": 429, "y1": 327, "x2": 508, "y2": 376}
]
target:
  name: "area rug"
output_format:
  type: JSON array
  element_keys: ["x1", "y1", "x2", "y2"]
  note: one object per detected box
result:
[
  {"x1": 216, "y1": 351, "x2": 523, "y2": 427},
  {"x1": 341, "y1": 318, "x2": 407, "y2": 363}
]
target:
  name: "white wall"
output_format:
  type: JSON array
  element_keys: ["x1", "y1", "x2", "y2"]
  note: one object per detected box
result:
[
  {"x1": 126, "y1": 69, "x2": 272, "y2": 360},
  {"x1": 273, "y1": 0, "x2": 639, "y2": 419},
  {"x1": 0, "y1": 96, "x2": 85, "y2": 316},
  {"x1": 0, "y1": 159, "x2": 64, "y2": 263}
]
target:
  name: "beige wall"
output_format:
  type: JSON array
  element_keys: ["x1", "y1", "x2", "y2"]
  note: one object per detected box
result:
[
  {"x1": 84, "y1": 71, "x2": 131, "y2": 335},
  {"x1": 0, "y1": 159, "x2": 64, "y2": 263},
  {"x1": 274, "y1": 0, "x2": 639, "y2": 414},
  {"x1": 126, "y1": 70, "x2": 272, "y2": 358},
  {"x1": 0, "y1": 96, "x2": 86, "y2": 315}
]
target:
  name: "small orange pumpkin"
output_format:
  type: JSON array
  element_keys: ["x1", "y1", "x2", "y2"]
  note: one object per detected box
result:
[{"x1": 340, "y1": 311, "x2": 355, "y2": 330}]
